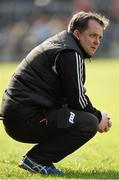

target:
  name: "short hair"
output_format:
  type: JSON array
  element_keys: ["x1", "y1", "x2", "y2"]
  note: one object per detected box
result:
[{"x1": 68, "y1": 11, "x2": 109, "y2": 33}]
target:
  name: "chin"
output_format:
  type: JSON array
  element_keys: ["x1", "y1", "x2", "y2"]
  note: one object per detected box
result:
[
  {"x1": 87, "y1": 52, "x2": 93, "y2": 56},
  {"x1": 90, "y1": 51, "x2": 95, "y2": 56}
]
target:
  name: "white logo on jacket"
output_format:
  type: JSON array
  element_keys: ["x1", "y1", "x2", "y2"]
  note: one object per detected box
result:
[{"x1": 69, "y1": 112, "x2": 75, "y2": 124}]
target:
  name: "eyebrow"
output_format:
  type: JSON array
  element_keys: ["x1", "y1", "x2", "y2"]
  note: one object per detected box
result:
[{"x1": 90, "y1": 32, "x2": 103, "y2": 39}]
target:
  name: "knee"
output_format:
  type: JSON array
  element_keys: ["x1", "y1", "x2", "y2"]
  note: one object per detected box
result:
[
  {"x1": 87, "y1": 114, "x2": 99, "y2": 134},
  {"x1": 87, "y1": 116, "x2": 98, "y2": 138},
  {"x1": 75, "y1": 112, "x2": 99, "y2": 134},
  {"x1": 88, "y1": 113, "x2": 98, "y2": 127}
]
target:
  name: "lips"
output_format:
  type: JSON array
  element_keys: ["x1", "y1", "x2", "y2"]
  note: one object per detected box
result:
[{"x1": 91, "y1": 47, "x2": 96, "y2": 50}]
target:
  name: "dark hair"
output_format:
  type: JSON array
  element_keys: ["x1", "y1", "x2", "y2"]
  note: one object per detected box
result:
[{"x1": 68, "y1": 11, "x2": 109, "y2": 33}]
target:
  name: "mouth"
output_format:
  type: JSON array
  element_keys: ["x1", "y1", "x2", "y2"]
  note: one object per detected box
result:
[
  {"x1": 91, "y1": 47, "x2": 97, "y2": 50},
  {"x1": 89, "y1": 47, "x2": 97, "y2": 55}
]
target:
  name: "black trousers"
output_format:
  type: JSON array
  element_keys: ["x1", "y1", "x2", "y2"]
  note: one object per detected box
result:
[{"x1": 3, "y1": 106, "x2": 99, "y2": 164}]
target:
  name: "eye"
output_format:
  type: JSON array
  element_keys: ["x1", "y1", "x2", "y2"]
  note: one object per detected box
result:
[
  {"x1": 90, "y1": 33, "x2": 102, "y2": 42},
  {"x1": 99, "y1": 35, "x2": 102, "y2": 41},
  {"x1": 90, "y1": 34, "x2": 97, "y2": 38}
]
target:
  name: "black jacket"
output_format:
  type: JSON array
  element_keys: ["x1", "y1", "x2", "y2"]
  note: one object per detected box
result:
[{"x1": 1, "y1": 30, "x2": 101, "y2": 121}]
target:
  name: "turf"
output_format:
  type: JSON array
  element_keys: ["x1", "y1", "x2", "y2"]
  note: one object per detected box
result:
[{"x1": 0, "y1": 59, "x2": 119, "y2": 179}]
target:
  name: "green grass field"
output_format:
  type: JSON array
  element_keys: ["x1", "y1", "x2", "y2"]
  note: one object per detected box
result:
[{"x1": 0, "y1": 59, "x2": 119, "y2": 179}]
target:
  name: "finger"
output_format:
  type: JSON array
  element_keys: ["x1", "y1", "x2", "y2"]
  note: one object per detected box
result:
[
  {"x1": 108, "y1": 120, "x2": 112, "y2": 127},
  {"x1": 98, "y1": 128, "x2": 104, "y2": 133},
  {"x1": 104, "y1": 126, "x2": 110, "y2": 132}
]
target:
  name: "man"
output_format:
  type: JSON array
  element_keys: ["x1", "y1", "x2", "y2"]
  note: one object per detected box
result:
[{"x1": 1, "y1": 11, "x2": 112, "y2": 176}]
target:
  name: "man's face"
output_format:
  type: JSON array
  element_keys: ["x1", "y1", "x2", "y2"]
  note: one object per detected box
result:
[{"x1": 77, "y1": 19, "x2": 104, "y2": 55}]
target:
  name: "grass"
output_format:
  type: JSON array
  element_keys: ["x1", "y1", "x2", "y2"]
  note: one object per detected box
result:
[{"x1": 0, "y1": 59, "x2": 119, "y2": 179}]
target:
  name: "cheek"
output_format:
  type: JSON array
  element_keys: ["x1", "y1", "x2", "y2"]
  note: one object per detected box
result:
[
  {"x1": 79, "y1": 36, "x2": 91, "y2": 49},
  {"x1": 83, "y1": 38, "x2": 91, "y2": 48},
  {"x1": 80, "y1": 37, "x2": 88, "y2": 46},
  {"x1": 85, "y1": 37, "x2": 92, "y2": 44},
  {"x1": 82, "y1": 36, "x2": 91, "y2": 44}
]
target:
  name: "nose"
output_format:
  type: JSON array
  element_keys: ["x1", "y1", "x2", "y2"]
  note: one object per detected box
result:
[{"x1": 94, "y1": 37, "x2": 100, "y2": 46}]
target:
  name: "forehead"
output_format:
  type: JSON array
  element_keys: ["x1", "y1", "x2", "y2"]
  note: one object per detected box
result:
[{"x1": 86, "y1": 19, "x2": 104, "y2": 35}]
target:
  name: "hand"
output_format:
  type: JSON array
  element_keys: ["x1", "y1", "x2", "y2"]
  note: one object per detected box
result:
[{"x1": 97, "y1": 112, "x2": 112, "y2": 133}]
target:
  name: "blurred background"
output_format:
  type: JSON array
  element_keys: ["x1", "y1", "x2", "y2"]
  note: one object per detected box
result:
[{"x1": 0, "y1": 0, "x2": 119, "y2": 62}]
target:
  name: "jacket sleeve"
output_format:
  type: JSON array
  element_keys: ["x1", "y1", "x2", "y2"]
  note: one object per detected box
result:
[{"x1": 56, "y1": 50, "x2": 102, "y2": 122}]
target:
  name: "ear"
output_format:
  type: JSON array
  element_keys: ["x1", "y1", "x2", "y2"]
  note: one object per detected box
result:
[{"x1": 73, "y1": 29, "x2": 80, "y2": 40}]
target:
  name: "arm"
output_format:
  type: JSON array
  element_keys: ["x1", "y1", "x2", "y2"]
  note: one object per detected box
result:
[{"x1": 56, "y1": 50, "x2": 102, "y2": 122}]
